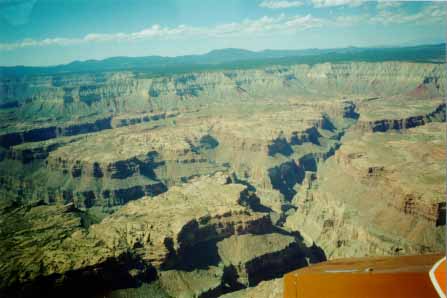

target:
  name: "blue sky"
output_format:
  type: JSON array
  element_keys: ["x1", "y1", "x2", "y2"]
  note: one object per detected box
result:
[{"x1": 0, "y1": 0, "x2": 445, "y2": 66}]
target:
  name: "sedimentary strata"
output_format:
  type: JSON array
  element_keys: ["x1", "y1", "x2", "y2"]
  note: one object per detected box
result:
[
  {"x1": 285, "y1": 122, "x2": 446, "y2": 258},
  {"x1": 0, "y1": 59, "x2": 445, "y2": 297}
]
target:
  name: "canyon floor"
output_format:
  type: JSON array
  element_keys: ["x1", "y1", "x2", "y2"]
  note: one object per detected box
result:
[{"x1": 0, "y1": 47, "x2": 445, "y2": 298}]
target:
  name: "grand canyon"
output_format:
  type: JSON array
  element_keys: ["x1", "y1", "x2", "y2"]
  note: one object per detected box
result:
[{"x1": 0, "y1": 42, "x2": 445, "y2": 297}]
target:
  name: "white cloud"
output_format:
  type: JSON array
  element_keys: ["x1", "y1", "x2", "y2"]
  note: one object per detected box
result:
[
  {"x1": 259, "y1": 0, "x2": 304, "y2": 9},
  {"x1": 334, "y1": 14, "x2": 366, "y2": 26},
  {"x1": 331, "y1": 1, "x2": 445, "y2": 26},
  {"x1": 311, "y1": 0, "x2": 364, "y2": 8},
  {"x1": 211, "y1": 14, "x2": 323, "y2": 36},
  {"x1": 1, "y1": 1, "x2": 443, "y2": 51},
  {"x1": 376, "y1": 1, "x2": 402, "y2": 10},
  {"x1": 370, "y1": 2, "x2": 445, "y2": 25},
  {"x1": 0, "y1": 14, "x2": 323, "y2": 50}
]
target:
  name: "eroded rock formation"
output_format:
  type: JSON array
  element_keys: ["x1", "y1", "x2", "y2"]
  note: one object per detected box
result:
[
  {"x1": 285, "y1": 122, "x2": 446, "y2": 258},
  {"x1": 0, "y1": 59, "x2": 445, "y2": 298},
  {"x1": 0, "y1": 174, "x2": 318, "y2": 298}
]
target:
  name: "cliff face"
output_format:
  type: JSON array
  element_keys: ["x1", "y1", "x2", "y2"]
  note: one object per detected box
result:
[
  {"x1": 354, "y1": 102, "x2": 446, "y2": 132},
  {"x1": 0, "y1": 174, "x2": 319, "y2": 298},
  {"x1": 217, "y1": 234, "x2": 307, "y2": 287},
  {"x1": 0, "y1": 60, "x2": 445, "y2": 298},
  {"x1": 0, "y1": 99, "x2": 351, "y2": 210},
  {"x1": 285, "y1": 122, "x2": 446, "y2": 258},
  {"x1": 0, "y1": 62, "x2": 444, "y2": 125}
]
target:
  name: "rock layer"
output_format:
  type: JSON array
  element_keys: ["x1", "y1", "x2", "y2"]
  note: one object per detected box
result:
[
  {"x1": 217, "y1": 234, "x2": 307, "y2": 286},
  {"x1": 0, "y1": 174, "x2": 281, "y2": 297},
  {"x1": 0, "y1": 59, "x2": 445, "y2": 297},
  {"x1": 285, "y1": 122, "x2": 446, "y2": 258}
]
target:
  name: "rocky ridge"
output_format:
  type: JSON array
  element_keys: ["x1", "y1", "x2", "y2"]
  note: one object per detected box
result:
[
  {"x1": 0, "y1": 59, "x2": 445, "y2": 297},
  {"x1": 285, "y1": 122, "x2": 446, "y2": 258},
  {"x1": 0, "y1": 174, "x2": 319, "y2": 298},
  {"x1": 0, "y1": 62, "x2": 444, "y2": 128}
]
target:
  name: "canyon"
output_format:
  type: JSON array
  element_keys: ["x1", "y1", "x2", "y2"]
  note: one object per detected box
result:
[{"x1": 0, "y1": 48, "x2": 445, "y2": 297}]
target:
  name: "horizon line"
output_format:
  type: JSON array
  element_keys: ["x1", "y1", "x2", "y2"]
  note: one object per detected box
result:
[{"x1": 1, "y1": 41, "x2": 445, "y2": 68}]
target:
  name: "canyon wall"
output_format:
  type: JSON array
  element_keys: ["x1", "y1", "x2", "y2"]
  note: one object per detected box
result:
[{"x1": 0, "y1": 60, "x2": 445, "y2": 297}]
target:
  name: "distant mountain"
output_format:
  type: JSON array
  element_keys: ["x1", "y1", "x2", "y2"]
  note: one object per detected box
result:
[{"x1": 0, "y1": 43, "x2": 444, "y2": 77}]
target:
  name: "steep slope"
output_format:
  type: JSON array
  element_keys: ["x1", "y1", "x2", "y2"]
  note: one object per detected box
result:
[
  {"x1": 285, "y1": 122, "x2": 446, "y2": 258},
  {"x1": 0, "y1": 174, "x2": 321, "y2": 298},
  {"x1": 0, "y1": 100, "x2": 352, "y2": 211},
  {"x1": 0, "y1": 58, "x2": 445, "y2": 298},
  {"x1": 0, "y1": 62, "x2": 444, "y2": 132}
]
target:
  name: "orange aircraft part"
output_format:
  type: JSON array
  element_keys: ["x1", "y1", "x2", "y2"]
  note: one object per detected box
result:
[
  {"x1": 284, "y1": 254, "x2": 445, "y2": 298},
  {"x1": 430, "y1": 257, "x2": 446, "y2": 297}
]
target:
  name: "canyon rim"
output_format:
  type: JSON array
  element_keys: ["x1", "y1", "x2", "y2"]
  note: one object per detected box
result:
[{"x1": 0, "y1": 1, "x2": 445, "y2": 297}]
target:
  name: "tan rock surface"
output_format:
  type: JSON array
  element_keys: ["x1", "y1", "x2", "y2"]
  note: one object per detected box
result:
[
  {"x1": 0, "y1": 58, "x2": 445, "y2": 297},
  {"x1": 285, "y1": 122, "x2": 446, "y2": 258},
  {"x1": 159, "y1": 267, "x2": 224, "y2": 298},
  {"x1": 217, "y1": 234, "x2": 306, "y2": 286},
  {"x1": 0, "y1": 174, "x2": 274, "y2": 295},
  {"x1": 90, "y1": 173, "x2": 272, "y2": 267},
  {"x1": 219, "y1": 278, "x2": 282, "y2": 298}
]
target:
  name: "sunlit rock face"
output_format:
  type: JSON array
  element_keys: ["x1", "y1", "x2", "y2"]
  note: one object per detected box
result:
[
  {"x1": 0, "y1": 174, "x2": 320, "y2": 297},
  {"x1": 0, "y1": 62, "x2": 444, "y2": 125},
  {"x1": 285, "y1": 122, "x2": 446, "y2": 258},
  {"x1": 0, "y1": 59, "x2": 445, "y2": 298}
]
